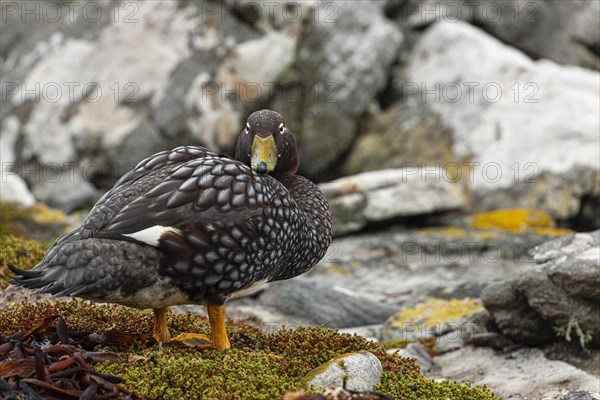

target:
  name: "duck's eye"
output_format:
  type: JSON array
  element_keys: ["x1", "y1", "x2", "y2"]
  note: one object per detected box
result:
[
  {"x1": 278, "y1": 123, "x2": 285, "y2": 134},
  {"x1": 245, "y1": 123, "x2": 250, "y2": 134}
]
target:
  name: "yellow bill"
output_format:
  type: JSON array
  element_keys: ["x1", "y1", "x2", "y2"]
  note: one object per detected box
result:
[{"x1": 251, "y1": 135, "x2": 277, "y2": 173}]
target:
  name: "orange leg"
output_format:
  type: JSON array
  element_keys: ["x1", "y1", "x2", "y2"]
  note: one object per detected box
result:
[
  {"x1": 208, "y1": 304, "x2": 230, "y2": 351},
  {"x1": 153, "y1": 307, "x2": 171, "y2": 343},
  {"x1": 153, "y1": 305, "x2": 230, "y2": 351},
  {"x1": 153, "y1": 305, "x2": 229, "y2": 350}
]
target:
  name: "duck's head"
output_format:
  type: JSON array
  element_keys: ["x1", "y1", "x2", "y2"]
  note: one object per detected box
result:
[{"x1": 235, "y1": 109, "x2": 299, "y2": 175}]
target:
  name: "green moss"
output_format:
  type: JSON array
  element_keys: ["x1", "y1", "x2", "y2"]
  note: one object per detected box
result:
[
  {"x1": 0, "y1": 234, "x2": 49, "y2": 289},
  {"x1": 381, "y1": 338, "x2": 411, "y2": 349},
  {"x1": 0, "y1": 202, "x2": 27, "y2": 237},
  {"x1": 0, "y1": 300, "x2": 500, "y2": 400},
  {"x1": 378, "y1": 374, "x2": 498, "y2": 400}
]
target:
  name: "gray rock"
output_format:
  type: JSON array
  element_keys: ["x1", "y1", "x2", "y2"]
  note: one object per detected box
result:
[
  {"x1": 325, "y1": 192, "x2": 367, "y2": 237},
  {"x1": 391, "y1": 342, "x2": 433, "y2": 372},
  {"x1": 1, "y1": 2, "x2": 110, "y2": 88},
  {"x1": 2, "y1": 1, "x2": 303, "y2": 198},
  {"x1": 433, "y1": 331, "x2": 465, "y2": 354},
  {"x1": 483, "y1": 231, "x2": 600, "y2": 347},
  {"x1": 386, "y1": 0, "x2": 600, "y2": 70},
  {"x1": 482, "y1": 279, "x2": 556, "y2": 346},
  {"x1": 289, "y1": 0, "x2": 403, "y2": 178},
  {"x1": 30, "y1": 167, "x2": 97, "y2": 213},
  {"x1": 319, "y1": 168, "x2": 466, "y2": 236},
  {"x1": 304, "y1": 351, "x2": 383, "y2": 392},
  {"x1": 342, "y1": 99, "x2": 454, "y2": 176},
  {"x1": 555, "y1": 392, "x2": 600, "y2": 400},
  {"x1": 0, "y1": 170, "x2": 36, "y2": 207},
  {"x1": 380, "y1": 297, "x2": 486, "y2": 345},
  {"x1": 434, "y1": 311, "x2": 516, "y2": 353},
  {"x1": 405, "y1": 21, "x2": 600, "y2": 222},
  {"x1": 297, "y1": 0, "x2": 402, "y2": 117},
  {"x1": 305, "y1": 225, "x2": 557, "y2": 313},
  {"x1": 0, "y1": 116, "x2": 35, "y2": 206},
  {"x1": 297, "y1": 101, "x2": 358, "y2": 180},
  {"x1": 470, "y1": 0, "x2": 600, "y2": 71},
  {"x1": 533, "y1": 232, "x2": 598, "y2": 263},
  {"x1": 433, "y1": 346, "x2": 600, "y2": 399},
  {"x1": 259, "y1": 278, "x2": 397, "y2": 328}
]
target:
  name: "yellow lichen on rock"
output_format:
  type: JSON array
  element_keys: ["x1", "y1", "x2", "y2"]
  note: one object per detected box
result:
[
  {"x1": 470, "y1": 208, "x2": 571, "y2": 235},
  {"x1": 0, "y1": 202, "x2": 72, "y2": 242},
  {"x1": 27, "y1": 203, "x2": 68, "y2": 224},
  {"x1": 387, "y1": 298, "x2": 483, "y2": 330}
]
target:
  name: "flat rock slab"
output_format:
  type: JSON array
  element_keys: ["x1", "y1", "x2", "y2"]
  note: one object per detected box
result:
[
  {"x1": 319, "y1": 168, "x2": 466, "y2": 236},
  {"x1": 259, "y1": 278, "x2": 398, "y2": 329},
  {"x1": 305, "y1": 225, "x2": 562, "y2": 308},
  {"x1": 432, "y1": 346, "x2": 600, "y2": 400}
]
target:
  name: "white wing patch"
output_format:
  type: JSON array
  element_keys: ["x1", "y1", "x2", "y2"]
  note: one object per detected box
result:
[{"x1": 122, "y1": 225, "x2": 182, "y2": 247}]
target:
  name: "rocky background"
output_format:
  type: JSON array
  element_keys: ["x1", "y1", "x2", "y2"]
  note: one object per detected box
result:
[{"x1": 1, "y1": 1, "x2": 599, "y2": 399}]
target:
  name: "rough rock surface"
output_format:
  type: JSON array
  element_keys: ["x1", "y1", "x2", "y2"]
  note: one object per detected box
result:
[
  {"x1": 0, "y1": 117, "x2": 35, "y2": 207},
  {"x1": 390, "y1": 342, "x2": 433, "y2": 372},
  {"x1": 382, "y1": 298, "x2": 483, "y2": 342},
  {"x1": 432, "y1": 346, "x2": 600, "y2": 400},
  {"x1": 30, "y1": 171, "x2": 98, "y2": 213},
  {"x1": 482, "y1": 231, "x2": 600, "y2": 347},
  {"x1": 385, "y1": 0, "x2": 600, "y2": 70},
  {"x1": 0, "y1": 1, "x2": 305, "y2": 209},
  {"x1": 302, "y1": 223, "x2": 568, "y2": 309},
  {"x1": 259, "y1": 278, "x2": 397, "y2": 329},
  {"x1": 470, "y1": 0, "x2": 600, "y2": 71},
  {"x1": 304, "y1": 351, "x2": 383, "y2": 392},
  {"x1": 319, "y1": 168, "x2": 466, "y2": 236},
  {"x1": 404, "y1": 21, "x2": 599, "y2": 221},
  {"x1": 342, "y1": 99, "x2": 454, "y2": 176},
  {"x1": 277, "y1": 0, "x2": 403, "y2": 179}
]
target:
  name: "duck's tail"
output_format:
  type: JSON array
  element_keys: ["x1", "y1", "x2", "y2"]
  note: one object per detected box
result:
[{"x1": 8, "y1": 235, "x2": 164, "y2": 299}]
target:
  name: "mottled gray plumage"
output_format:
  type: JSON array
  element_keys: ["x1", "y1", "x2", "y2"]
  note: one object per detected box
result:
[{"x1": 10, "y1": 111, "x2": 333, "y2": 312}]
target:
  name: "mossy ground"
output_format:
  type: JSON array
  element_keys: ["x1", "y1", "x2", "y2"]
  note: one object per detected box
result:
[
  {"x1": 0, "y1": 234, "x2": 49, "y2": 289},
  {"x1": 0, "y1": 201, "x2": 71, "y2": 243},
  {"x1": 0, "y1": 300, "x2": 500, "y2": 400},
  {"x1": 0, "y1": 202, "x2": 67, "y2": 289}
]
